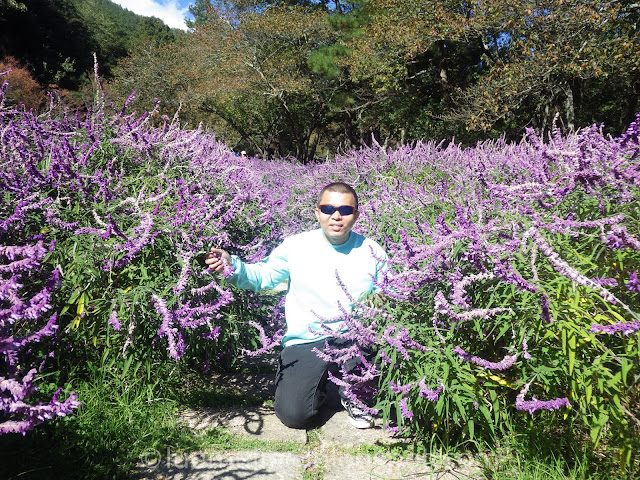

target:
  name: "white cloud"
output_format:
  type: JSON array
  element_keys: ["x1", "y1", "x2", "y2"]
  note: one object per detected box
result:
[{"x1": 111, "y1": 1, "x2": 191, "y2": 30}]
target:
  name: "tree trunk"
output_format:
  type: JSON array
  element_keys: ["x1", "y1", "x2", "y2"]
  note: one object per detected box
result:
[
  {"x1": 540, "y1": 103, "x2": 550, "y2": 136},
  {"x1": 564, "y1": 85, "x2": 575, "y2": 133},
  {"x1": 437, "y1": 41, "x2": 448, "y2": 93}
]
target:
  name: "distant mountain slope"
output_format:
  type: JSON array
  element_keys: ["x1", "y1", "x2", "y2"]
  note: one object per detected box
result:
[{"x1": 0, "y1": 0, "x2": 174, "y2": 89}]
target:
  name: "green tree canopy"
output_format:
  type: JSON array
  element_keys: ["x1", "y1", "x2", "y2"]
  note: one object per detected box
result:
[
  {"x1": 26, "y1": 0, "x2": 638, "y2": 156},
  {"x1": 168, "y1": 4, "x2": 344, "y2": 161},
  {"x1": 344, "y1": 0, "x2": 640, "y2": 137}
]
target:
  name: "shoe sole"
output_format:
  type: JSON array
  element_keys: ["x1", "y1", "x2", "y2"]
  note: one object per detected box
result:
[{"x1": 348, "y1": 417, "x2": 375, "y2": 429}]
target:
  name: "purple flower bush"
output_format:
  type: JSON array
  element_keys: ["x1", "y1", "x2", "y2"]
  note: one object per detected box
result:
[
  {"x1": 304, "y1": 119, "x2": 639, "y2": 445},
  {"x1": 1, "y1": 242, "x2": 80, "y2": 435},
  {"x1": 1, "y1": 70, "x2": 638, "y2": 456},
  {"x1": 1, "y1": 75, "x2": 288, "y2": 434}
]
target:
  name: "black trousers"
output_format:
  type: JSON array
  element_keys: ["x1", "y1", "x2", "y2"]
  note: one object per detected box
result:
[{"x1": 273, "y1": 337, "x2": 360, "y2": 428}]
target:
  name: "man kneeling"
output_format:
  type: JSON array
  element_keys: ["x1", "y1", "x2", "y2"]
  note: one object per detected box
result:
[{"x1": 205, "y1": 182, "x2": 388, "y2": 429}]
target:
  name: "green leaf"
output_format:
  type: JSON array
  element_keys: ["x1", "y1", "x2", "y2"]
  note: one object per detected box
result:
[
  {"x1": 122, "y1": 355, "x2": 134, "y2": 377},
  {"x1": 621, "y1": 358, "x2": 632, "y2": 386},
  {"x1": 478, "y1": 405, "x2": 495, "y2": 436},
  {"x1": 453, "y1": 394, "x2": 467, "y2": 422},
  {"x1": 568, "y1": 332, "x2": 577, "y2": 376}
]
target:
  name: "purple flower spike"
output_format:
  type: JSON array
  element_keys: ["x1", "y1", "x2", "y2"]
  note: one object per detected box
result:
[
  {"x1": 515, "y1": 381, "x2": 571, "y2": 414},
  {"x1": 399, "y1": 396, "x2": 414, "y2": 420},
  {"x1": 108, "y1": 306, "x2": 122, "y2": 331},
  {"x1": 590, "y1": 320, "x2": 640, "y2": 336},
  {"x1": 241, "y1": 321, "x2": 283, "y2": 356},
  {"x1": 453, "y1": 345, "x2": 518, "y2": 371},
  {"x1": 418, "y1": 379, "x2": 444, "y2": 401},
  {"x1": 383, "y1": 325, "x2": 428, "y2": 361},
  {"x1": 627, "y1": 271, "x2": 640, "y2": 293}
]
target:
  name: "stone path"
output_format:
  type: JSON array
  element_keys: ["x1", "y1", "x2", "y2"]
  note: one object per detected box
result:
[{"x1": 135, "y1": 355, "x2": 484, "y2": 480}]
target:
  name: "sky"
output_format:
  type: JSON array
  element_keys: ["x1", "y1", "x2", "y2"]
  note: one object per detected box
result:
[{"x1": 111, "y1": 1, "x2": 194, "y2": 30}]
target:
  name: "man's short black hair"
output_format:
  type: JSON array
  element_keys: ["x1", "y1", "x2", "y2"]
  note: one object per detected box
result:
[{"x1": 318, "y1": 182, "x2": 359, "y2": 209}]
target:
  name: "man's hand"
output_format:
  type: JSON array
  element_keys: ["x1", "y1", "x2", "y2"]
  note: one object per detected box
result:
[{"x1": 205, "y1": 247, "x2": 231, "y2": 273}]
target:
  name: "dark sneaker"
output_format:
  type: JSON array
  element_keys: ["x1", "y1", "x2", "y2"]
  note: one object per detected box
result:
[{"x1": 341, "y1": 398, "x2": 374, "y2": 429}]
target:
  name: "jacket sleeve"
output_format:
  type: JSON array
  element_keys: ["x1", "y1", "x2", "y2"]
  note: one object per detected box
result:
[{"x1": 227, "y1": 242, "x2": 290, "y2": 292}]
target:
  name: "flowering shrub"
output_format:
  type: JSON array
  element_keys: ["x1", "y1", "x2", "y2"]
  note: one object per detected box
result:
[
  {"x1": 0, "y1": 241, "x2": 81, "y2": 435},
  {"x1": 0, "y1": 75, "x2": 288, "y2": 434},
  {"x1": 289, "y1": 125, "x2": 639, "y2": 463},
  {"x1": 321, "y1": 122, "x2": 640, "y2": 461},
  {"x1": 1, "y1": 71, "x2": 639, "y2": 472}
]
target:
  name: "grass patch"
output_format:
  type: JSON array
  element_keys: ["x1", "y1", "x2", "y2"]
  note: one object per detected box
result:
[
  {"x1": 0, "y1": 360, "x2": 211, "y2": 480},
  {"x1": 305, "y1": 428, "x2": 322, "y2": 448},
  {"x1": 343, "y1": 417, "x2": 638, "y2": 480},
  {"x1": 301, "y1": 462, "x2": 326, "y2": 480},
  {"x1": 479, "y1": 418, "x2": 634, "y2": 480},
  {"x1": 481, "y1": 446, "x2": 601, "y2": 480},
  {"x1": 199, "y1": 427, "x2": 302, "y2": 453},
  {"x1": 347, "y1": 440, "x2": 422, "y2": 460},
  {"x1": 173, "y1": 367, "x2": 275, "y2": 409}
]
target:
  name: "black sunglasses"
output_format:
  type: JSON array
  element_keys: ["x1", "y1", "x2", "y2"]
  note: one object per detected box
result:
[{"x1": 318, "y1": 205, "x2": 355, "y2": 216}]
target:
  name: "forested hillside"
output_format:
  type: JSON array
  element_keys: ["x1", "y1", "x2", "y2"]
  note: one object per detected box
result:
[
  {"x1": 1, "y1": 0, "x2": 639, "y2": 159},
  {"x1": 0, "y1": 0, "x2": 175, "y2": 91}
]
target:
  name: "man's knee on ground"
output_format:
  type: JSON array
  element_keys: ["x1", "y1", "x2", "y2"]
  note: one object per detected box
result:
[{"x1": 274, "y1": 400, "x2": 311, "y2": 429}]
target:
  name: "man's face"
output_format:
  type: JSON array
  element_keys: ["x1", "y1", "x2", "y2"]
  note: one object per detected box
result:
[{"x1": 314, "y1": 191, "x2": 359, "y2": 245}]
